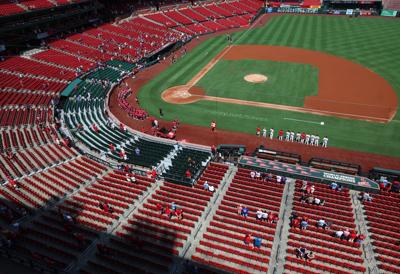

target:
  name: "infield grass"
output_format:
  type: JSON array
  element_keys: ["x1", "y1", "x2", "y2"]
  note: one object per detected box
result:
[
  {"x1": 138, "y1": 15, "x2": 400, "y2": 157},
  {"x1": 196, "y1": 59, "x2": 319, "y2": 107}
]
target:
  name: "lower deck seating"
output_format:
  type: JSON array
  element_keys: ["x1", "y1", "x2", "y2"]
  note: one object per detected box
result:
[
  {"x1": 192, "y1": 167, "x2": 285, "y2": 274},
  {"x1": 6, "y1": 163, "x2": 158, "y2": 272},
  {"x1": 0, "y1": 156, "x2": 103, "y2": 210},
  {"x1": 363, "y1": 191, "x2": 400, "y2": 273},
  {"x1": 284, "y1": 180, "x2": 366, "y2": 273},
  {"x1": 80, "y1": 163, "x2": 228, "y2": 274}
]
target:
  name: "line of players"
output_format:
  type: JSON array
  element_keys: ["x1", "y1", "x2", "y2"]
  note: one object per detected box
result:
[{"x1": 256, "y1": 127, "x2": 329, "y2": 148}]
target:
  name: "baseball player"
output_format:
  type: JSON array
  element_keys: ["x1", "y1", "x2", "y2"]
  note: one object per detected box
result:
[
  {"x1": 285, "y1": 130, "x2": 290, "y2": 141},
  {"x1": 310, "y1": 134, "x2": 315, "y2": 146},
  {"x1": 300, "y1": 132, "x2": 306, "y2": 143},
  {"x1": 211, "y1": 121, "x2": 216, "y2": 132},
  {"x1": 322, "y1": 136, "x2": 328, "y2": 148},
  {"x1": 256, "y1": 127, "x2": 261, "y2": 137},
  {"x1": 269, "y1": 128, "x2": 274, "y2": 140},
  {"x1": 295, "y1": 132, "x2": 301, "y2": 142},
  {"x1": 315, "y1": 135, "x2": 320, "y2": 147},
  {"x1": 289, "y1": 131, "x2": 295, "y2": 142},
  {"x1": 262, "y1": 127, "x2": 267, "y2": 138},
  {"x1": 305, "y1": 134, "x2": 310, "y2": 145}
]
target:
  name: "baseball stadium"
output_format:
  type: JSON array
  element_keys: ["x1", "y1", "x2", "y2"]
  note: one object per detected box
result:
[{"x1": 0, "y1": 0, "x2": 399, "y2": 274}]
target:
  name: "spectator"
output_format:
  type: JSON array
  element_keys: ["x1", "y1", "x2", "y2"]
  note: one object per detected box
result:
[
  {"x1": 261, "y1": 210, "x2": 268, "y2": 222},
  {"x1": 256, "y1": 209, "x2": 263, "y2": 221},
  {"x1": 316, "y1": 219, "x2": 330, "y2": 230},
  {"x1": 203, "y1": 181, "x2": 209, "y2": 190},
  {"x1": 300, "y1": 218, "x2": 308, "y2": 230},
  {"x1": 348, "y1": 230, "x2": 357, "y2": 242},
  {"x1": 126, "y1": 174, "x2": 136, "y2": 183},
  {"x1": 151, "y1": 168, "x2": 157, "y2": 179},
  {"x1": 290, "y1": 212, "x2": 299, "y2": 223},
  {"x1": 185, "y1": 169, "x2": 191, "y2": 179},
  {"x1": 281, "y1": 176, "x2": 287, "y2": 184},
  {"x1": 7, "y1": 177, "x2": 20, "y2": 190},
  {"x1": 291, "y1": 217, "x2": 301, "y2": 229},
  {"x1": 135, "y1": 147, "x2": 140, "y2": 156},
  {"x1": 307, "y1": 185, "x2": 315, "y2": 195},
  {"x1": 276, "y1": 175, "x2": 282, "y2": 184},
  {"x1": 237, "y1": 204, "x2": 243, "y2": 215},
  {"x1": 355, "y1": 234, "x2": 365, "y2": 244},
  {"x1": 361, "y1": 192, "x2": 372, "y2": 202},
  {"x1": 208, "y1": 185, "x2": 215, "y2": 193},
  {"x1": 250, "y1": 171, "x2": 255, "y2": 179},
  {"x1": 305, "y1": 251, "x2": 315, "y2": 261},
  {"x1": 330, "y1": 182, "x2": 338, "y2": 190},
  {"x1": 109, "y1": 143, "x2": 115, "y2": 152},
  {"x1": 156, "y1": 203, "x2": 163, "y2": 214},
  {"x1": 335, "y1": 230, "x2": 344, "y2": 239},
  {"x1": 296, "y1": 247, "x2": 307, "y2": 259},
  {"x1": 343, "y1": 228, "x2": 350, "y2": 240},
  {"x1": 63, "y1": 213, "x2": 74, "y2": 223},
  {"x1": 165, "y1": 207, "x2": 172, "y2": 219},
  {"x1": 313, "y1": 197, "x2": 325, "y2": 206},
  {"x1": 255, "y1": 171, "x2": 261, "y2": 180},
  {"x1": 305, "y1": 196, "x2": 315, "y2": 204},
  {"x1": 244, "y1": 234, "x2": 252, "y2": 246},
  {"x1": 253, "y1": 237, "x2": 262, "y2": 248},
  {"x1": 301, "y1": 181, "x2": 308, "y2": 192},
  {"x1": 175, "y1": 208, "x2": 183, "y2": 220},
  {"x1": 241, "y1": 206, "x2": 249, "y2": 218},
  {"x1": 171, "y1": 202, "x2": 177, "y2": 211}
]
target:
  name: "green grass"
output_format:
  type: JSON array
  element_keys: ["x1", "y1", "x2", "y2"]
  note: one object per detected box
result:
[
  {"x1": 138, "y1": 15, "x2": 400, "y2": 157},
  {"x1": 196, "y1": 59, "x2": 319, "y2": 107}
]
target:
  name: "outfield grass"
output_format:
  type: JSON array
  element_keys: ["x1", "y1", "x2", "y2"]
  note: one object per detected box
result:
[
  {"x1": 138, "y1": 15, "x2": 400, "y2": 157},
  {"x1": 196, "y1": 59, "x2": 319, "y2": 107}
]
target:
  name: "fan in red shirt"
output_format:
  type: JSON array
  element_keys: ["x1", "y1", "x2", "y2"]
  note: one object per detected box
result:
[
  {"x1": 186, "y1": 169, "x2": 191, "y2": 179},
  {"x1": 175, "y1": 208, "x2": 183, "y2": 220},
  {"x1": 156, "y1": 203, "x2": 164, "y2": 214},
  {"x1": 244, "y1": 233, "x2": 252, "y2": 246},
  {"x1": 109, "y1": 144, "x2": 115, "y2": 151},
  {"x1": 278, "y1": 129, "x2": 284, "y2": 141},
  {"x1": 291, "y1": 217, "x2": 301, "y2": 229},
  {"x1": 165, "y1": 207, "x2": 172, "y2": 219},
  {"x1": 348, "y1": 231, "x2": 357, "y2": 242},
  {"x1": 92, "y1": 123, "x2": 99, "y2": 133}
]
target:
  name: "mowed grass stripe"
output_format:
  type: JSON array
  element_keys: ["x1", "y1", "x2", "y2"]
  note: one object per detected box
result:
[{"x1": 138, "y1": 15, "x2": 400, "y2": 157}]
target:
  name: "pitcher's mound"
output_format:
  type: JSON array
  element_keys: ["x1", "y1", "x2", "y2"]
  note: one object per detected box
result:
[{"x1": 244, "y1": 74, "x2": 268, "y2": 83}]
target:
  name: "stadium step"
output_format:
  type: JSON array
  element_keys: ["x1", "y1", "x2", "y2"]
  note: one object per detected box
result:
[
  {"x1": 268, "y1": 179, "x2": 296, "y2": 273},
  {"x1": 27, "y1": 56, "x2": 75, "y2": 72},
  {"x1": 350, "y1": 190, "x2": 379, "y2": 272}
]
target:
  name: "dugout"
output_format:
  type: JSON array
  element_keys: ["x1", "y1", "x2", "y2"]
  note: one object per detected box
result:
[{"x1": 369, "y1": 167, "x2": 400, "y2": 182}]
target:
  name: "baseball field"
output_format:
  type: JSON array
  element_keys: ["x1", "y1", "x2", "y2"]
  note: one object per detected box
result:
[{"x1": 138, "y1": 15, "x2": 400, "y2": 157}]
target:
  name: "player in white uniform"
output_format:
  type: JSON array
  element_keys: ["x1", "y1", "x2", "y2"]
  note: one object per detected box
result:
[
  {"x1": 305, "y1": 134, "x2": 310, "y2": 145},
  {"x1": 285, "y1": 130, "x2": 290, "y2": 141},
  {"x1": 295, "y1": 132, "x2": 301, "y2": 142},
  {"x1": 322, "y1": 136, "x2": 328, "y2": 148},
  {"x1": 310, "y1": 135, "x2": 315, "y2": 146},
  {"x1": 289, "y1": 131, "x2": 295, "y2": 142},
  {"x1": 269, "y1": 128, "x2": 274, "y2": 140},
  {"x1": 262, "y1": 128, "x2": 267, "y2": 138},
  {"x1": 315, "y1": 135, "x2": 320, "y2": 146}
]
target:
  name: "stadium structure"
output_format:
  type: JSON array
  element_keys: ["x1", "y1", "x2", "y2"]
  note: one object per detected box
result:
[{"x1": 0, "y1": 0, "x2": 399, "y2": 274}]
